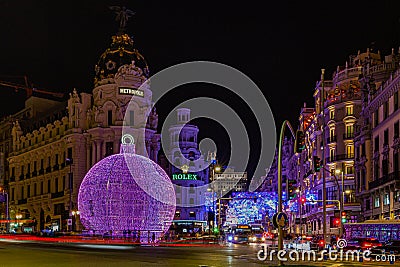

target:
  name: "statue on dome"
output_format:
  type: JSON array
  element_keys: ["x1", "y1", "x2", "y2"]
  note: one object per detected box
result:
[{"x1": 109, "y1": 6, "x2": 135, "y2": 32}]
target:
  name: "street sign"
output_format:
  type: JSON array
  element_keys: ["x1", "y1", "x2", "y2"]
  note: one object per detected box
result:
[
  {"x1": 272, "y1": 213, "x2": 278, "y2": 228},
  {"x1": 275, "y1": 212, "x2": 288, "y2": 228},
  {"x1": 67, "y1": 219, "x2": 72, "y2": 226}
]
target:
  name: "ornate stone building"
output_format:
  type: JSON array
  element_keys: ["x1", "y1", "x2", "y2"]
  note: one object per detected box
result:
[
  {"x1": 165, "y1": 108, "x2": 209, "y2": 222},
  {"x1": 355, "y1": 48, "x2": 400, "y2": 220},
  {"x1": 5, "y1": 30, "x2": 160, "y2": 232},
  {"x1": 285, "y1": 49, "x2": 384, "y2": 235}
]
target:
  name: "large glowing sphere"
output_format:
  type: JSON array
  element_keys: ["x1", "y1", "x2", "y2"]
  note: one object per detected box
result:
[{"x1": 78, "y1": 144, "x2": 176, "y2": 238}]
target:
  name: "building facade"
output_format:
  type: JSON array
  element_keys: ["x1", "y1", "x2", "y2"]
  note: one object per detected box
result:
[
  {"x1": 5, "y1": 30, "x2": 160, "y2": 232},
  {"x1": 355, "y1": 48, "x2": 400, "y2": 220},
  {"x1": 165, "y1": 108, "x2": 209, "y2": 223},
  {"x1": 285, "y1": 50, "x2": 387, "y2": 235}
]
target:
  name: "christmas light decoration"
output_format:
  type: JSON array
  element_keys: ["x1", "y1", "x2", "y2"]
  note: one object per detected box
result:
[
  {"x1": 225, "y1": 192, "x2": 277, "y2": 226},
  {"x1": 78, "y1": 134, "x2": 176, "y2": 241}
]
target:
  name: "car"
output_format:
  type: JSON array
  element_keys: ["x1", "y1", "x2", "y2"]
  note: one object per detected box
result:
[
  {"x1": 343, "y1": 237, "x2": 382, "y2": 251},
  {"x1": 263, "y1": 232, "x2": 275, "y2": 240},
  {"x1": 226, "y1": 233, "x2": 249, "y2": 244},
  {"x1": 370, "y1": 240, "x2": 400, "y2": 259},
  {"x1": 307, "y1": 236, "x2": 325, "y2": 251}
]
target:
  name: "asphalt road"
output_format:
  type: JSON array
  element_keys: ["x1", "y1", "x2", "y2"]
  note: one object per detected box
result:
[{"x1": 1, "y1": 241, "x2": 400, "y2": 267}]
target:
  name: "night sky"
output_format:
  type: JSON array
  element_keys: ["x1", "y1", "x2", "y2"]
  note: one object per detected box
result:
[{"x1": 0, "y1": 0, "x2": 400, "y2": 176}]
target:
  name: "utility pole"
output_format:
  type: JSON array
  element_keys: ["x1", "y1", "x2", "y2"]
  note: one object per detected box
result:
[{"x1": 321, "y1": 69, "x2": 327, "y2": 245}]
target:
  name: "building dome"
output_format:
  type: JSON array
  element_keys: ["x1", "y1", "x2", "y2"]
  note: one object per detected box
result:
[
  {"x1": 78, "y1": 135, "x2": 175, "y2": 240},
  {"x1": 94, "y1": 33, "x2": 150, "y2": 87}
]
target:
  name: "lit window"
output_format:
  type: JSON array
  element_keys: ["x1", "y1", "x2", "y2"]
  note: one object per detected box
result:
[
  {"x1": 384, "y1": 193, "x2": 390, "y2": 205},
  {"x1": 330, "y1": 109, "x2": 335, "y2": 119},
  {"x1": 374, "y1": 197, "x2": 380, "y2": 208},
  {"x1": 346, "y1": 105, "x2": 354, "y2": 116},
  {"x1": 346, "y1": 145, "x2": 354, "y2": 157}
]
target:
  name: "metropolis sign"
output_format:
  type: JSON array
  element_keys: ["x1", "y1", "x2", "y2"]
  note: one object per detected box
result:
[
  {"x1": 172, "y1": 173, "x2": 198, "y2": 180},
  {"x1": 118, "y1": 87, "x2": 144, "y2": 97}
]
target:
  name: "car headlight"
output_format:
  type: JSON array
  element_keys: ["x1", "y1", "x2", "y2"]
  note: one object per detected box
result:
[
  {"x1": 251, "y1": 236, "x2": 257, "y2": 242},
  {"x1": 261, "y1": 237, "x2": 266, "y2": 241},
  {"x1": 234, "y1": 236, "x2": 238, "y2": 241}
]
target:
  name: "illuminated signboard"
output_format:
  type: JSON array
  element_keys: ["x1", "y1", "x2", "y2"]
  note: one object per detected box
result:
[
  {"x1": 118, "y1": 87, "x2": 144, "y2": 97},
  {"x1": 237, "y1": 224, "x2": 251, "y2": 229},
  {"x1": 172, "y1": 173, "x2": 198, "y2": 180}
]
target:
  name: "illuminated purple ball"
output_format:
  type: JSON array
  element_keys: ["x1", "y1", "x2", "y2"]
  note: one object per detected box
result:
[{"x1": 78, "y1": 152, "x2": 176, "y2": 237}]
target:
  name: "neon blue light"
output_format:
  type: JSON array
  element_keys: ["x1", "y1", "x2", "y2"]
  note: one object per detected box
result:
[{"x1": 225, "y1": 192, "x2": 277, "y2": 225}]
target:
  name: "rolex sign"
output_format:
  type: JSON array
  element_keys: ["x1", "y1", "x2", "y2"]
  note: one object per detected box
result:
[{"x1": 172, "y1": 173, "x2": 198, "y2": 180}]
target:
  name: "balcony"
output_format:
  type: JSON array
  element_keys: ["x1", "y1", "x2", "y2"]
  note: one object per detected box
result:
[
  {"x1": 53, "y1": 164, "x2": 59, "y2": 171},
  {"x1": 19, "y1": 174, "x2": 24, "y2": 181},
  {"x1": 25, "y1": 173, "x2": 31, "y2": 179},
  {"x1": 327, "y1": 136, "x2": 337, "y2": 143},
  {"x1": 51, "y1": 191, "x2": 64, "y2": 199},
  {"x1": 39, "y1": 169, "x2": 44, "y2": 175},
  {"x1": 369, "y1": 171, "x2": 400, "y2": 190},
  {"x1": 9, "y1": 176, "x2": 15, "y2": 182},
  {"x1": 18, "y1": 198, "x2": 27, "y2": 205},
  {"x1": 32, "y1": 171, "x2": 37, "y2": 177},
  {"x1": 343, "y1": 133, "x2": 355, "y2": 140},
  {"x1": 60, "y1": 162, "x2": 66, "y2": 169},
  {"x1": 326, "y1": 153, "x2": 355, "y2": 163},
  {"x1": 46, "y1": 166, "x2": 52, "y2": 173}
]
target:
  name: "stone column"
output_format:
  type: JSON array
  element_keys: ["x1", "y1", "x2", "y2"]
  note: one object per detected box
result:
[
  {"x1": 86, "y1": 143, "x2": 91, "y2": 171},
  {"x1": 92, "y1": 141, "x2": 97, "y2": 164},
  {"x1": 96, "y1": 141, "x2": 102, "y2": 162},
  {"x1": 114, "y1": 138, "x2": 119, "y2": 154}
]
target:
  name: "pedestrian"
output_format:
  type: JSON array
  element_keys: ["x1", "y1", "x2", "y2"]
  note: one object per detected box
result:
[{"x1": 151, "y1": 232, "x2": 156, "y2": 246}]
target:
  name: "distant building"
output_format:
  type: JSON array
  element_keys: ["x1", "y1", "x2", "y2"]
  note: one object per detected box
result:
[
  {"x1": 211, "y1": 167, "x2": 247, "y2": 194},
  {"x1": 165, "y1": 108, "x2": 209, "y2": 224},
  {"x1": 210, "y1": 167, "x2": 247, "y2": 228}
]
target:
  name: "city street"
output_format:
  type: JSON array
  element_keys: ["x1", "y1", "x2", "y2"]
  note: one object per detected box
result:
[{"x1": 1, "y1": 239, "x2": 400, "y2": 267}]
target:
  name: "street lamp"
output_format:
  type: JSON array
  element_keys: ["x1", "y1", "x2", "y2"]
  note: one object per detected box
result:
[
  {"x1": 209, "y1": 165, "x2": 221, "y2": 234},
  {"x1": 16, "y1": 213, "x2": 22, "y2": 232},
  {"x1": 277, "y1": 120, "x2": 296, "y2": 264},
  {"x1": 71, "y1": 210, "x2": 80, "y2": 232},
  {"x1": 217, "y1": 189, "x2": 227, "y2": 230},
  {"x1": 66, "y1": 157, "x2": 73, "y2": 232}
]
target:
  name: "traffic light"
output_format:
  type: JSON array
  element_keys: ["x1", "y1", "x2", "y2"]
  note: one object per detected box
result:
[
  {"x1": 294, "y1": 130, "x2": 305, "y2": 153},
  {"x1": 288, "y1": 179, "x2": 297, "y2": 200},
  {"x1": 333, "y1": 218, "x2": 341, "y2": 227},
  {"x1": 341, "y1": 211, "x2": 347, "y2": 223},
  {"x1": 313, "y1": 156, "x2": 321, "y2": 172},
  {"x1": 299, "y1": 196, "x2": 306, "y2": 205}
]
